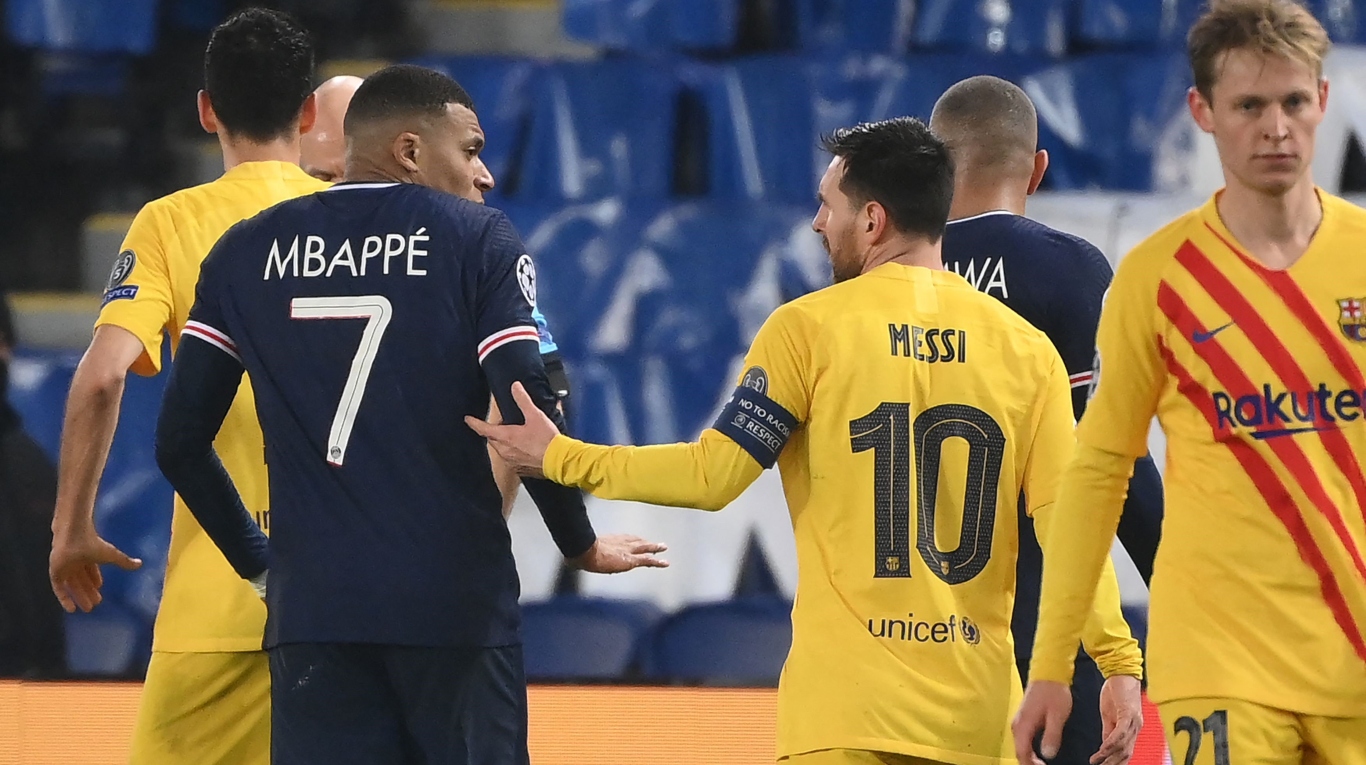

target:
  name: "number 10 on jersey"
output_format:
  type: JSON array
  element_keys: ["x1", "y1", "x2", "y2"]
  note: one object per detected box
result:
[{"x1": 849, "y1": 403, "x2": 1006, "y2": 585}]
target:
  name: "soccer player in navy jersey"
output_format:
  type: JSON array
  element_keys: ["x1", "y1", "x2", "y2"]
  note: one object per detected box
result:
[
  {"x1": 929, "y1": 76, "x2": 1165, "y2": 765},
  {"x1": 154, "y1": 65, "x2": 666, "y2": 765}
]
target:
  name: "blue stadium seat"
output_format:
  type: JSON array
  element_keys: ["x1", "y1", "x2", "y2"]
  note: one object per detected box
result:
[
  {"x1": 521, "y1": 597, "x2": 662, "y2": 680},
  {"x1": 793, "y1": 0, "x2": 916, "y2": 53},
  {"x1": 517, "y1": 61, "x2": 678, "y2": 201},
  {"x1": 1026, "y1": 52, "x2": 1190, "y2": 190},
  {"x1": 65, "y1": 604, "x2": 149, "y2": 677},
  {"x1": 619, "y1": 201, "x2": 804, "y2": 441},
  {"x1": 645, "y1": 597, "x2": 793, "y2": 685},
  {"x1": 6, "y1": 0, "x2": 159, "y2": 54},
  {"x1": 911, "y1": 0, "x2": 1069, "y2": 57},
  {"x1": 9, "y1": 349, "x2": 172, "y2": 622},
  {"x1": 1073, "y1": 0, "x2": 1201, "y2": 49},
  {"x1": 667, "y1": 0, "x2": 740, "y2": 50},
  {"x1": 682, "y1": 56, "x2": 818, "y2": 201},
  {"x1": 498, "y1": 199, "x2": 666, "y2": 444},
  {"x1": 407, "y1": 57, "x2": 540, "y2": 198},
  {"x1": 563, "y1": 0, "x2": 672, "y2": 52},
  {"x1": 1308, "y1": 0, "x2": 1363, "y2": 44}
]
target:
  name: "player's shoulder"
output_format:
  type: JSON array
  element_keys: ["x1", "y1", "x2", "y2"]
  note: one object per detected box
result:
[
  {"x1": 1017, "y1": 216, "x2": 1110, "y2": 271},
  {"x1": 1322, "y1": 191, "x2": 1366, "y2": 234},
  {"x1": 1116, "y1": 202, "x2": 1205, "y2": 280}
]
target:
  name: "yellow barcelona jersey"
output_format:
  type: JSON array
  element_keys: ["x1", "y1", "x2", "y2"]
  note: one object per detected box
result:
[
  {"x1": 1032, "y1": 191, "x2": 1366, "y2": 717},
  {"x1": 95, "y1": 161, "x2": 328, "y2": 652},
  {"x1": 545, "y1": 263, "x2": 1141, "y2": 765}
]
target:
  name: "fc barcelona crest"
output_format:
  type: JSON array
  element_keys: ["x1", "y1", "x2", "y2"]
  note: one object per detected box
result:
[{"x1": 1339, "y1": 298, "x2": 1366, "y2": 342}]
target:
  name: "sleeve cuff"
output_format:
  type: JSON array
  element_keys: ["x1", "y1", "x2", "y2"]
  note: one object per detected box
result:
[{"x1": 542, "y1": 433, "x2": 577, "y2": 484}]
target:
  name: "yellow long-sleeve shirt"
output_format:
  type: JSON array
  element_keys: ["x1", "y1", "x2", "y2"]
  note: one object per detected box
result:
[
  {"x1": 1030, "y1": 192, "x2": 1366, "y2": 717},
  {"x1": 543, "y1": 263, "x2": 1142, "y2": 765}
]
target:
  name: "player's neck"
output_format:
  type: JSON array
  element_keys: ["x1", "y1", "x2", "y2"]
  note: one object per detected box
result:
[
  {"x1": 863, "y1": 237, "x2": 944, "y2": 274},
  {"x1": 946, "y1": 182, "x2": 1026, "y2": 220},
  {"x1": 218, "y1": 133, "x2": 302, "y2": 172},
  {"x1": 1214, "y1": 175, "x2": 1322, "y2": 270}
]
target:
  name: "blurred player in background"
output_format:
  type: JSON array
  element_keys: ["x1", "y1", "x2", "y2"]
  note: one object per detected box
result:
[
  {"x1": 297, "y1": 71, "x2": 569, "y2": 521},
  {"x1": 300, "y1": 74, "x2": 362, "y2": 183},
  {"x1": 156, "y1": 65, "x2": 665, "y2": 764},
  {"x1": 46, "y1": 9, "x2": 324, "y2": 763},
  {"x1": 473, "y1": 117, "x2": 1144, "y2": 765},
  {"x1": 929, "y1": 76, "x2": 1166, "y2": 765},
  {"x1": 1017, "y1": 2, "x2": 1366, "y2": 763}
]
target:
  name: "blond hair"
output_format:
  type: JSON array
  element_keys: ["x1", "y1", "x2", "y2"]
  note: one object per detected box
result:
[{"x1": 1188, "y1": 0, "x2": 1331, "y2": 101}]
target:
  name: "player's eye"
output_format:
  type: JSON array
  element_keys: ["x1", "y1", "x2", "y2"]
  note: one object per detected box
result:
[{"x1": 1284, "y1": 94, "x2": 1307, "y2": 111}]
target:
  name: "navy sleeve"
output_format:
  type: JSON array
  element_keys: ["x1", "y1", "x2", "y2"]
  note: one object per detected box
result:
[
  {"x1": 474, "y1": 211, "x2": 596, "y2": 559},
  {"x1": 1044, "y1": 236, "x2": 1113, "y2": 421},
  {"x1": 474, "y1": 212, "x2": 541, "y2": 361},
  {"x1": 155, "y1": 312, "x2": 269, "y2": 580}
]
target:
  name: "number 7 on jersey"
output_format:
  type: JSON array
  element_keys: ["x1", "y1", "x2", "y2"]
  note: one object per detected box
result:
[{"x1": 290, "y1": 295, "x2": 393, "y2": 466}]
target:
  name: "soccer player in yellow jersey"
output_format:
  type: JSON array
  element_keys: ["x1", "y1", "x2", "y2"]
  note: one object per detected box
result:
[
  {"x1": 1015, "y1": 2, "x2": 1366, "y2": 764},
  {"x1": 471, "y1": 117, "x2": 1145, "y2": 765},
  {"x1": 46, "y1": 10, "x2": 325, "y2": 764}
]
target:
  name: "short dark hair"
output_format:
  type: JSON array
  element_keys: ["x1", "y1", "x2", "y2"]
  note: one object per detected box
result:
[
  {"x1": 820, "y1": 117, "x2": 955, "y2": 242},
  {"x1": 929, "y1": 75, "x2": 1038, "y2": 175},
  {"x1": 344, "y1": 65, "x2": 475, "y2": 135},
  {"x1": 204, "y1": 8, "x2": 314, "y2": 143}
]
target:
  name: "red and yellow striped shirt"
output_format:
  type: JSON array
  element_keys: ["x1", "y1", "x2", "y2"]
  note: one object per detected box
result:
[{"x1": 1032, "y1": 190, "x2": 1366, "y2": 716}]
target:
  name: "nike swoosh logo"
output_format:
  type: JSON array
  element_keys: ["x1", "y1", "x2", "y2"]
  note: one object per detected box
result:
[
  {"x1": 1192, "y1": 322, "x2": 1236, "y2": 343},
  {"x1": 1251, "y1": 425, "x2": 1338, "y2": 440}
]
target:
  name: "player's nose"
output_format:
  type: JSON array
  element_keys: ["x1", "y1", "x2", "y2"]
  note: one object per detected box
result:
[{"x1": 474, "y1": 159, "x2": 495, "y2": 192}]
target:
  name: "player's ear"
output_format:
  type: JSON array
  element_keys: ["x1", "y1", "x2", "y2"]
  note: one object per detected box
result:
[
  {"x1": 393, "y1": 132, "x2": 421, "y2": 175},
  {"x1": 1027, "y1": 149, "x2": 1049, "y2": 196},
  {"x1": 1188, "y1": 86, "x2": 1216, "y2": 134},
  {"x1": 198, "y1": 91, "x2": 219, "y2": 135},
  {"x1": 865, "y1": 201, "x2": 885, "y2": 239},
  {"x1": 297, "y1": 93, "x2": 318, "y2": 137}
]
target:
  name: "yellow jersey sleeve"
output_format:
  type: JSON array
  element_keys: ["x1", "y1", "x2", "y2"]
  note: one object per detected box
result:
[
  {"x1": 1023, "y1": 352, "x2": 1143, "y2": 681},
  {"x1": 544, "y1": 302, "x2": 816, "y2": 509},
  {"x1": 1074, "y1": 247, "x2": 1166, "y2": 457},
  {"x1": 93, "y1": 202, "x2": 176, "y2": 376}
]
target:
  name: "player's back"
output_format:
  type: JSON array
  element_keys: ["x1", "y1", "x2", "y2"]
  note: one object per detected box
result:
[
  {"x1": 193, "y1": 182, "x2": 532, "y2": 650},
  {"x1": 95, "y1": 161, "x2": 327, "y2": 652},
  {"x1": 772, "y1": 262, "x2": 1072, "y2": 765},
  {"x1": 941, "y1": 211, "x2": 1112, "y2": 403}
]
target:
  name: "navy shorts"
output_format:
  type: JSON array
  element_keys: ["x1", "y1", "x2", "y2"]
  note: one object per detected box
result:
[{"x1": 269, "y1": 643, "x2": 529, "y2": 765}]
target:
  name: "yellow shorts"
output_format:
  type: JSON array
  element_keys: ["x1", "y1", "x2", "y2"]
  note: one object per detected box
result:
[
  {"x1": 129, "y1": 650, "x2": 270, "y2": 765},
  {"x1": 1159, "y1": 698, "x2": 1366, "y2": 765},
  {"x1": 782, "y1": 749, "x2": 940, "y2": 765}
]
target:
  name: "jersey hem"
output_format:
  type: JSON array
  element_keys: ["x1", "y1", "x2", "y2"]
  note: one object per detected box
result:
[
  {"x1": 778, "y1": 737, "x2": 1012, "y2": 765},
  {"x1": 151, "y1": 636, "x2": 265, "y2": 654},
  {"x1": 1149, "y1": 685, "x2": 1366, "y2": 718}
]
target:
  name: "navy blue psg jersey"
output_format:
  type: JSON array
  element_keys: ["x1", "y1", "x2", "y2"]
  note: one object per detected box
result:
[
  {"x1": 185, "y1": 182, "x2": 542, "y2": 649},
  {"x1": 941, "y1": 211, "x2": 1112, "y2": 418}
]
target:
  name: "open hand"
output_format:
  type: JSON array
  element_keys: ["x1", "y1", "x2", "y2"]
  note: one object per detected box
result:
[
  {"x1": 50, "y1": 527, "x2": 142, "y2": 613},
  {"x1": 571, "y1": 534, "x2": 669, "y2": 574}
]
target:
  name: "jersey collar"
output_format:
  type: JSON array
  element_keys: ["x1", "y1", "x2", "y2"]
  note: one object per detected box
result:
[{"x1": 946, "y1": 210, "x2": 1016, "y2": 225}]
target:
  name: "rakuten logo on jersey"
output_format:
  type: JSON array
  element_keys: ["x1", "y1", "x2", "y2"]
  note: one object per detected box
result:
[{"x1": 1212, "y1": 384, "x2": 1363, "y2": 439}]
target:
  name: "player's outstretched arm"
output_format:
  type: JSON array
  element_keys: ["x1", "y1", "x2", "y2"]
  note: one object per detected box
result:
[
  {"x1": 50, "y1": 325, "x2": 146, "y2": 613},
  {"x1": 154, "y1": 335, "x2": 268, "y2": 588},
  {"x1": 471, "y1": 382, "x2": 765, "y2": 512}
]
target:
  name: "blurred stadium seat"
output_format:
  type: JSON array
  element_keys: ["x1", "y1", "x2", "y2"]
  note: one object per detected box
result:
[
  {"x1": 1024, "y1": 51, "x2": 1191, "y2": 190},
  {"x1": 405, "y1": 57, "x2": 540, "y2": 196},
  {"x1": 644, "y1": 597, "x2": 792, "y2": 685},
  {"x1": 1072, "y1": 0, "x2": 1201, "y2": 49},
  {"x1": 911, "y1": 0, "x2": 1069, "y2": 57},
  {"x1": 518, "y1": 60, "x2": 679, "y2": 201},
  {"x1": 793, "y1": 0, "x2": 916, "y2": 53},
  {"x1": 667, "y1": 0, "x2": 740, "y2": 50},
  {"x1": 64, "y1": 604, "x2": 148, "y2": 677},
  {"x1": 563, "y1": 0, "x2": 672, "y2": 52},
  {"x1": 6, "y1": 0, "x2": 159, "y2": 54},
  {"x1": 521, "y1": 597, "x2": 662, "y2": 680}
]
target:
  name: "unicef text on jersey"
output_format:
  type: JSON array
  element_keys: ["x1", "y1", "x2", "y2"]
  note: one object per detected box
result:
[{"x1": 264, "y1": 231, "x2": 431, "y2": 280}]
